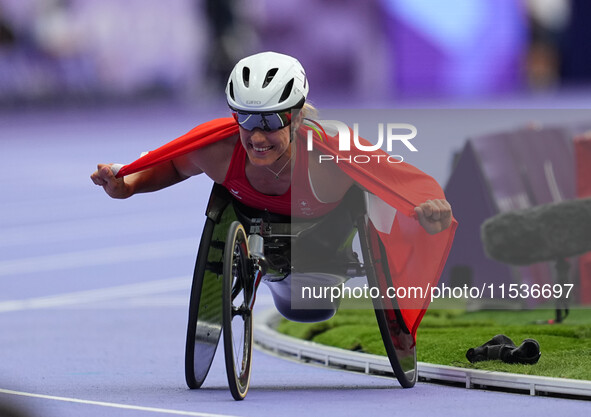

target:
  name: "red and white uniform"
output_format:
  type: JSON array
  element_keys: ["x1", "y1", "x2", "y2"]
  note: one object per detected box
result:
[{"x1": 222, "y1": 137, "x2": 341, "y2": 218}]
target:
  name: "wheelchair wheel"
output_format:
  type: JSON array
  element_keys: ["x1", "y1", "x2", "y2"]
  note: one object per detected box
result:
[
  {"x1": 185, "y1": 217, "x2": 224, "y2": 389},
  {"x1": 222, "y1": 221, "x2": 254, "y2": 400},
  {"x1": 372, "y1": 303, "x2": 417, "y2": 388},
  {"x1": 358, "y1": 219, "x2": 417, "y2": 388}
]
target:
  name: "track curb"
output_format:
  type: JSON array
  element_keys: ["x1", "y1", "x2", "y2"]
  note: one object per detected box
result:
[{"x1": 253, "y1": 308, "x2": 591, "y2": 399}]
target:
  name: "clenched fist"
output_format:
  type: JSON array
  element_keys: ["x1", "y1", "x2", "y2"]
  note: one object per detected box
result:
[{"x1": 414, "y1": 199, "x2": 453, "y2": 235}]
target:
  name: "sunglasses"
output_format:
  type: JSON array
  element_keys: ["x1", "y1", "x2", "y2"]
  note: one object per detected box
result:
[{"x1": 232, "y1": 110, "x2": 292, "y2": 132}]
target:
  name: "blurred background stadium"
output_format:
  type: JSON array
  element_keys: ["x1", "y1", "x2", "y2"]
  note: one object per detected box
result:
[
  {"x1": 0, "y1": 0, "x2": 590, "y2": 107},
  {"x1": 1, "y1": 3, "x2": 591, "y2": 415}
]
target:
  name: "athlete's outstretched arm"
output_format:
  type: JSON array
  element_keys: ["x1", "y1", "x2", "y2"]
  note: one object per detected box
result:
[
  {"x1": 90, "y1": 159, "x2": 200, "y2": 199},
  {"x1": 90, "y1": 136, "x2": 233, "y2": 199}
]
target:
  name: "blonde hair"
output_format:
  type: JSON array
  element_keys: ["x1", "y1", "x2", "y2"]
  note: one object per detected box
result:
[
  {"x1": 301, "y1": 101, "x2": 319, "y2": 120},
  {"x1": 291, "y1": 101, "x2": 318, "y2": 131}
]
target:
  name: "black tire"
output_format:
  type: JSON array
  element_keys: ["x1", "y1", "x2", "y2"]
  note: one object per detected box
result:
[
  {"x1": 185, "y1": 217, "x2": 224, "y2": 389},
  {"x1": 372, "y1": 303, "x2": 417, "y2": 388},
  {"x1": 222, "y1": 221, "x2": 254, "y2": 400},
  {"x1": 357, "y1": 218, "x2": 417, "y2": 388}
]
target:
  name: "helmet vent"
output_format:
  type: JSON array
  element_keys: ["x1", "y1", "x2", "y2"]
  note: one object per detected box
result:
[
  {"x1": 278, "y1": 78, "x2": 294, "y2": 103},
  {"x1": 262, "y1": 68, "x2": 278, "y2": 88},
  {"x1": 228, "y1": 81, "x2": 235, "y2": 100},
  {"x1": 242, "y1": 67, "x2": 250, "y2": 87}
]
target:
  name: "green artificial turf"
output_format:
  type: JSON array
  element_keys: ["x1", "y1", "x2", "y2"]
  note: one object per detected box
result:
[{"x1": 276, "y1": 306, "x2": 591, "y2": 380}]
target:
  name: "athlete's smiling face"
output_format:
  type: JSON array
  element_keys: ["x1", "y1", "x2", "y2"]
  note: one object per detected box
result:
[{"x1": 239, "y1": 125, "x2": 292, "y2": 167}]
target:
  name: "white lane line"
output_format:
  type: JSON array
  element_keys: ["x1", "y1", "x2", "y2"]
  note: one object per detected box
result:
[
  {"x1": 47, "y1": 296, "x2": 190, "y2": 309},
  {"x1": 0, "y1": 388, "x2": 240, "y2": 417},
  {"x1": 0, "y1": 212, "x2": 199, "y2": 248},
  {"x1": 0, "y1": 238, "x2": 197, "y2": 277},
  {"x1": 0, "y1": 277, "x2": 191, "y2": 312}
]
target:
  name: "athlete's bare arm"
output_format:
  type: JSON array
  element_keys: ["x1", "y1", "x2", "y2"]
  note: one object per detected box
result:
[
  {"x1": 307, "y1": 150, "x2": 355, "y2": 203},
  {"x1": 90, "y1": 135, "x2": 239, "y2": 199},
  {"x1": 307, "y1": 149, "x2": 452, "y2": 234},
  {"x1": 90, "y1": 161, "x2": 186, "y2": 199}
]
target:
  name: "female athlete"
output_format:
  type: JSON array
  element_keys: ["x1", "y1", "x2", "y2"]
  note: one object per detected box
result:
[{"x1": 91, "y1": 51, "x2": 452, "y2": 233}]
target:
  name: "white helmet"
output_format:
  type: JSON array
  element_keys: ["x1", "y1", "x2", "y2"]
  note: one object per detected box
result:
[{"x1": 226, "y1": 51, "x2": 308, "y2": 112}]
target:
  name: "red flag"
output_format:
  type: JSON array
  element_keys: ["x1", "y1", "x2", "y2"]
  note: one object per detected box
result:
[
  {"x1": 116, "y1": 118, "x2": 239, "y2": 178},
  {"x1": 305, "y1": 121, "x2": 457, "y2": 337}
]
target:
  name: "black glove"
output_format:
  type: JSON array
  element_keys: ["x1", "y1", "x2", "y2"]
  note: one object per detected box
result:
[
  {"x1": 503, "y1": 338, "x2": 541, "y2": 365},
  {"x1": 466, "y1": 334, "x2": 516, "y2": 363},
  {"x1": 466, "y1": 334, "x2": 540, "y2": 365}
]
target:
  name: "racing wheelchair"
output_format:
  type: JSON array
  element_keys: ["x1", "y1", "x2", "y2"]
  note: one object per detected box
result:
[{"x1": 184, "y1": 183, "x2": 417, "y2": 400}]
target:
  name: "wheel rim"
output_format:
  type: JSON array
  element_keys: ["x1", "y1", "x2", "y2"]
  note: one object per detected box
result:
[
  {"x1": 358, "y1": 216, "x2": 417, "y2": 388},
  {"x1": 223, "y1": 222, "x2": 253, "y2": 400},
  {"x1": 230, "y1": 241, "x2": 252, "y2": 389}
]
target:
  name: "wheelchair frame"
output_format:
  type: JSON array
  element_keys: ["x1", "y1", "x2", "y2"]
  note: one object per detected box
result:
[{"x1": 185, "y1": 183, "x2": 417, "y2": 400}]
